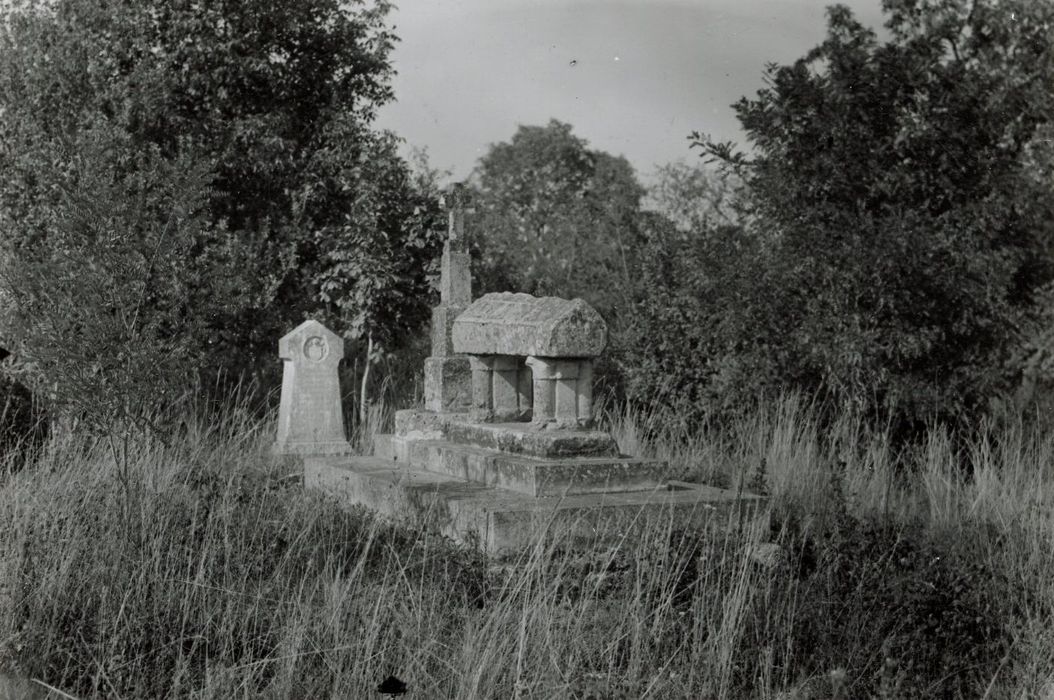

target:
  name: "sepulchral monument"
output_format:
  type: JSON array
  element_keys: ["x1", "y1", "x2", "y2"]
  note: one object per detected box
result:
[
  {"x1": 299, "y1": 183, "x2": 764, "y2": 553},
  {"x1": 274, "y1": 319, "x2": 351, "y2": 455},
  {"x1": 423, "y1": 183, "x2": 472, "y2": 413}
]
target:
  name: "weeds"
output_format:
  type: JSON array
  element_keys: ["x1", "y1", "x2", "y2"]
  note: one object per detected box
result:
[{"x1": 0, "y1": 395, "x2": 1051, "y2": 697}]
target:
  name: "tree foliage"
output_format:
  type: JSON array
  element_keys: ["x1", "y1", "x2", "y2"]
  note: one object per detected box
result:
[
  {"x1": 470, "y1": 120, "x2": 645, "y2": 321},
  {"x1": 0, "y1": 0, "x2": 442, "y2": 422},
  {"x1": 645, "y1": 161, "x2": 746, "y2": 233},
  {"x1": 627, "y1": 0, "x2": 1054, "y2": 429}
]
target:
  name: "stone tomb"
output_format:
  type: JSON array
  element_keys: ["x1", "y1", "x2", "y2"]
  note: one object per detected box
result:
[
  {"x1": 298, "y1": 186, "x2": 764, "y2": 554},
  {"x1": 301, "y1": 296, "x2": 765, "y2": 553},
  {"x1": 274, "y1": 320, "x2": 351, "y2": 455},
  {"x1": 452, "y1": 292, "x2": 604, "y2": 428}
]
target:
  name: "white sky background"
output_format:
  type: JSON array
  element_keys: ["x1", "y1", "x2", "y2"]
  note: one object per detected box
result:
[{"x1": 376, "y1": 0, "x2": 886, "y2": 183}]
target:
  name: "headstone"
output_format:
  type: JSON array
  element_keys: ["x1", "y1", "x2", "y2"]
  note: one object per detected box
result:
[{"x1": 274, "y1": 320, "x2": 351, "y2": 455}]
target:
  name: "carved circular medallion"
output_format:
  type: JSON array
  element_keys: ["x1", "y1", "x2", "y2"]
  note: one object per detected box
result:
[{"x1": 303, "y1": 335, "x2": 329, "y2": 362}]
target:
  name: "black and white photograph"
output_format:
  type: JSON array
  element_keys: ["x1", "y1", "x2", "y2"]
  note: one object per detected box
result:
[{"x1": 0, "y1": 0, "x2": 1051, "y2": 697}]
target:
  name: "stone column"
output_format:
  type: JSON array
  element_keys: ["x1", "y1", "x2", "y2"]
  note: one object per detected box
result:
[
  {"x1": 274, "y1": 320, "x2": 351, "y2": 455},
  {"x1": 468, "y1": 355, "x2": 494, "y2": 422},
  {"x1": 576, "y1": 360, "x2": 594, "y2": 428},
  {"x1": 553, "y1": 360, "x2": 580, "y2": 428},
  {"x1": 526, "y1": 356, "x2": 557, "y2": 425},
  {"x1": 491, "y1": 355, "x2": 523, "y2": 422},
  {"x1": 517, "y1": 361, "x2": 534, "y2": 420}
]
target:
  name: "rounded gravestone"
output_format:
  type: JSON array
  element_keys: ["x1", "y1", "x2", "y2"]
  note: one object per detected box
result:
[{"x1": 274, "y1": 320, "x2": 351, "y2": 455}]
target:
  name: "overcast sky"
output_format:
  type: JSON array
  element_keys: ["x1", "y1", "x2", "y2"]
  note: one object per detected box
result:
[{"x1": 376, "y1": 0, "x2": 886, "y2": 183}]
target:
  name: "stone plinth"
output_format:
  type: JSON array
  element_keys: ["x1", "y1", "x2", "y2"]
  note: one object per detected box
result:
[
  {"x1": 424, "y1": 356, "x2": 472, "y2": 413},
  {"x1": 274, "y1": 320, "x2": 351, "y2": 455}
]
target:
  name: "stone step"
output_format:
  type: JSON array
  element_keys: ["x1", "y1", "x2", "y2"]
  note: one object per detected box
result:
[
  {"x1": 374, "y1": 433, "x2": 669, "y2": 497},
  {"x1": 415, "y1": 440, "x2": 668, "y2": 497},
  {"x1": 305, "y1": 455, "x2": 768, "y2": 555},
  {"x1": 443, "y1": 420, "x2": 619, "y2": 458}
]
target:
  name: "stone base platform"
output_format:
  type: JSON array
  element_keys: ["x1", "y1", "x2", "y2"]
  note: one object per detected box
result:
[
  {"x1": 274, "y1": 439, "x2": 353, "y2": 456},
  {"x1": 304, "y1": 454, "x2": 766, "y2": 554},
  {"x1": 444, "y1": 421, "x2": 618, "y2": 458},
  {"x1": 376, "y1": 435, "x2": 665, "y2": 497},
  {"x1": 393, "y1": 409, "x2": 618, "y2": 458},
  {"x1": 304, "y1": 410, "x2": 767, "y2": 555}
]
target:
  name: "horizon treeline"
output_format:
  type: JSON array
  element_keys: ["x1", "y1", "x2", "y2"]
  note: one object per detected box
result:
[{"x1": 1, "y1": 0, "x2": 1052, "y2": 442}]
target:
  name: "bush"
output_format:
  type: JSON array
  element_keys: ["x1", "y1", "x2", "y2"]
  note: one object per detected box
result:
[
  {"x1": 623, "y1": 2, "x2": 1054, "y2": 433},
  {"x1": 754, "y1": 517, "x2": 1015, "y2": 698},
  {"x1": 0, "y1": 376, "x2": 46, "y2": 468}
]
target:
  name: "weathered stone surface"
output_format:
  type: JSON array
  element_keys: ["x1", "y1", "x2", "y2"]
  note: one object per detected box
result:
[
  {"x1": 394, "y1": 408, "x2": 457, "y2": 438},
  {"x1": 275, "y1": 320, "x2": 351, "y2": 455},
  {"x1": 305, "y1": 454, "x2": 768, "y2": 555},
  {"x1": 452, "y1": 292, "x2": 607, "y2": 358},
  {"x1": 440, "y1": 249, "x2": 471, "y2": 307},
  {"x1": 424, "y1": 356, "x2": 472, "y2": 413},
  {"x1": 445, "y1": 420, "x2": 619, "y2": 458},
  {"x1": 430, "y1": 305, "x2": 465, "y2": 357},
  {"x1": 440, "y1": 182, "x2": 470, "y2": 253},
  {"x1": 397, "y1": 438, "x2": 669, "y2": 497}
]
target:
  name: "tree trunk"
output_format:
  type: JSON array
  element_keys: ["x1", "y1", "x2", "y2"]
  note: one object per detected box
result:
[{"x1": 359, "y1": 332, "x2": 373, "y2": 424}]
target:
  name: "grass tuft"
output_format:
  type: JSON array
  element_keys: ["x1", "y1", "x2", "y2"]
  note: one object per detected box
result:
[{"x1": 0, "y1": 394, "x2": 1051, "y2": 697}]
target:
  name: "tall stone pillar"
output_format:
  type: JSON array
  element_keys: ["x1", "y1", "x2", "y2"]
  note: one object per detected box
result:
[
  {"x1": 424, "y1": 183, "x2": 473, "y2": 413},
  {"x1": 274, "y1": 320, "x2": 351, "y2": 455}
]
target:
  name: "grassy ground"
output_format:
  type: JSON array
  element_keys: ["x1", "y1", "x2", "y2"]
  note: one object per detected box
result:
[{"x1": 0, "y1": 395, "x2": 1052, "y2": 698}]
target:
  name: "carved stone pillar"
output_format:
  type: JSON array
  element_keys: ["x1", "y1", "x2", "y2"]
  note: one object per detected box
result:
[
  {"x1": 491, "y1": 356, "x2": 521, "y2": 421},
  {"x1": 553, "y1": 360, "x2": 580, "y2": 427},
  {"x1": 576, "y1": 360, "x2": 594, "y2": 428},
  {"x1": 526, "y1": 357, "x2": 595, "y2": 428},
  {"x1": 468, "y1": 355, "x2": 494, "y2": 422},
  {"x1": 526, "y1": 356, "x2": 556, "y2": 425}
]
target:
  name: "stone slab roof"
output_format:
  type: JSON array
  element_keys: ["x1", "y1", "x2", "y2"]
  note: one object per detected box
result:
[{"x1": 452, "y1": 292, "x2": 606, "y2": 358}]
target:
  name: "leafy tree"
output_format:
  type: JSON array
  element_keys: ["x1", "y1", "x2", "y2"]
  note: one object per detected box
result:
[
  {"x1": 0, "y1": 121, "x2": 211, "y2": 430},
  {"x1": 0, "y1": 0, "x2": 442, "y2": 421},
  {"x1": 470, "y1": 120, "x2": 645, "y2": 321},
  {"x1": 645, "y1": 161, "x2": 746, "y2": 234},
  {"x1": 664, "y1": 0, "x2": 1054, "y2": 429}
]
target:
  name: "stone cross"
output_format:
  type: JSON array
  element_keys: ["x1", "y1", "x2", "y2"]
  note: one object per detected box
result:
[
  {"x1": 423, "y1": 183, "x2": 474, "y2": 413},
  {"x1": 441, "y1": 182, "x2": 469, "y2": 253},
  {"x1": 274, "y1": 320, "x2": 351, "y2": 455}
]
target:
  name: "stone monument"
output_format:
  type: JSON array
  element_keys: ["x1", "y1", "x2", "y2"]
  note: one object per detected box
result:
[
  {"x1": 452, "y1": 292, "x2": 605, "y2": 427},
  {"x1": 300, "y1": 195, "x2": 766, "y2": 554},
  {"x1": 274, "y1": 319, "x2": 351, "y2": 455},
  {"x1": 423, "y1": 183, "x2": 472, "y2": 413}
]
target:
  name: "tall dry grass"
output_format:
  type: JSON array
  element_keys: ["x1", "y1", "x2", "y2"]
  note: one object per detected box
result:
[
  {"x1": 602, "y1": 394, "x2": 1054, "y2": 697},
  {"x1": 0, "y1": 394, "x2": 1050, "y2": 697}
]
